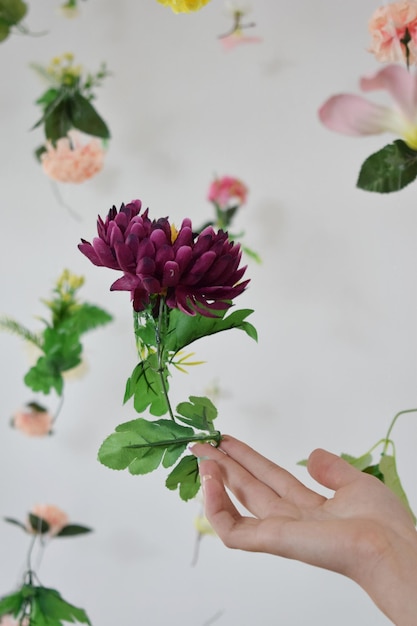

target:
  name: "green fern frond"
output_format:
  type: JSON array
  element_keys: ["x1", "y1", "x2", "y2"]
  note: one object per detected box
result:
[{"x1": 0, "y1": 317, "x2": 43, "y2": 349}]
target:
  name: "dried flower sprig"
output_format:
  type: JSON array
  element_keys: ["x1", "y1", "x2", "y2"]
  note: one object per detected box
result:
[
  {"x1": 0, "y1": 506, "x2": 92, "y2": 626},
  {"x1": 0, "y1": 269, "x2": 112, "y2": 398},
  {"x1": 32, "y1": 53, "x2": 110, "y2": 149},
  {"x1": 79, "y1": 200, "x2": 257, "y2": 500}
]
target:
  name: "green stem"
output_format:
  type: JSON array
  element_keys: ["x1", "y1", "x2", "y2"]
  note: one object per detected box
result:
[
  {"x1": 382, "y1": 408, "x2": 417, "y2": 455},
  {"x1": 156, "y1": 298, "x2": 175, "y2": 421},
  {"x1": 125, "y1": 431, "x2": 222, "y2": 450}
]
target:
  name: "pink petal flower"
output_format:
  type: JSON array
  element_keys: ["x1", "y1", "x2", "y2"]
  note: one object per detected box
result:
[
  {"x1": 12, "y1": 405, "x2": 53, "y2": 437},
  {"x1": 0, "y1": 616, "x2": 29, "y2": 626},
  {"x1": 207, "y1": 175, "x2": 249, "y2": 209},
  {"x1": 318, "y1": 64, "x2": 417, "y2": 149},
  {"x1": 41, "y1": 130, "x2": 105, "y2": 183},
  {"x1": 28, "y1": 504, "x2": 69, "y2": 536},
  {"x1": 220, "y1": 31, "x2": 262, "y2": 51},
  {"x1": 368, "y1": 1, "x2": 417, "y2": 64}
]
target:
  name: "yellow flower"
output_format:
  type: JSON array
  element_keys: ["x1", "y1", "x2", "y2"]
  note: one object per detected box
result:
[{"x1": 156, "y1": 0, "x2": 212, "y2": 13}]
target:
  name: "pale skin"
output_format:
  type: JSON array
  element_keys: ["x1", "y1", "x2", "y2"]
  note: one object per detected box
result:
[{"x1": 191, "y1": 436, "x2": 417, "y2": 625}]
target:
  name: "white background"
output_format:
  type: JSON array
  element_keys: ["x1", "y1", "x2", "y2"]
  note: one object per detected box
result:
[{"x1": 0, "y1": 1, "x2": 416, "y2": 624}]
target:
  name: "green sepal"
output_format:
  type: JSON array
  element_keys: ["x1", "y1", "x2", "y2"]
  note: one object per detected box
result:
[
  {"x1": 69, "y1": 92, "x2": 110, "y2": 139},
  {"x1": 55, "y1": 524, "x2": 93, "y2": 537},
  {"x1": 124, "y1": 355, "x2": 169, "y2": 416},
  {"x1": 379, "y1": 455, "x2": 416, "y2": 524},
  {"x1": 98, "y1": 418, "x2": 194, "y2": 474},
  {"x1": 165, "y1": 307, "x2": 257, "y2": 355},
  {"x1": 176, "y1": 395, "x2": 218, "y2": 431},
  {"x1": 357, "y1": 140, "x2": 417, "y2": 193},
  {"x1": 165, "y1": 454, "x2": 201, "y2": 501}
]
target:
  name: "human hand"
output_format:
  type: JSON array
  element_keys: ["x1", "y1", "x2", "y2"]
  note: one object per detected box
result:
[{"x1": 191, "y1": 436, "x2": 417, "y2": 625}]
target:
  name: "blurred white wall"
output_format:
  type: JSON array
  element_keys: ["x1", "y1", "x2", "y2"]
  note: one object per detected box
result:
[{"x1": 0, "y1": 1, "x2": 416, "y2": 624}]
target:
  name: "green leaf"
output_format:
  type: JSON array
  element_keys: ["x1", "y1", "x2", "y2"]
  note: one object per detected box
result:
[
  {"x1": 362, "y1": 463, "x2": 384, "y2": 481},
  {"x1": 176, "y1": 395, "x2": 218, "y2": 430},
  {"x1": 69, "y1": 92, "x2": 110, "y2": 139},
  {"x1": 357, "y1": 140, "x2": 417, "y2": 193},
  {"x1": 165, "y1": 307, "x2": 257, "y2": 355},
  {"x1": 36, "y1": 88, "x2": 60, "y2": 109},
  {"x1": 0, "y1": 0, "x2": 27, "y2": 25},
  {"x1": 24, "y1": 358, "x2": 64, "y2": 396},
  {"x1": 165, "y1": 455, "x2": 201, "y2": 501},
  {"x1": 0, "y1": 18, "x2": 10, "y2": 41},
  {"x1": 68, "y1": 303, "x2": 113, "y2": 334},
  {"x1": 32, "y1": 586, "x2": 91, "y2": 625},
  {"x1": 341, "y1": 452, "x2": 373, "y2": 471},
  {"x1": 44, "y1": 98, "x2": 72, "y2": 144},
  {"x1": 98, "y1": 418, "x2": 194, "y2": 475},
  {"x1": 379, "y1": 455, "x2": 416, "y2": 524},
  {"x1": 55, "y1": 524, "x2": 93, "y2": 537},
  {"x1": 124, "y1": 355, "x2": 169, "y2": 416},
  {"x1": 0, "y1": 589, "x2": 24, "y2": 618},
  {"x1": 28, "y1": 513, "x2": 50, "y2": 534},
  {"x1": 3, "y1": 516, "x2": 28, "y2": 532}
]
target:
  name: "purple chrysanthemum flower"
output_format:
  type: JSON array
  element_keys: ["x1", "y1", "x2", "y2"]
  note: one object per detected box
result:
[{"x1": 79, "y1": 200, "x2": 249, "y2": 316}]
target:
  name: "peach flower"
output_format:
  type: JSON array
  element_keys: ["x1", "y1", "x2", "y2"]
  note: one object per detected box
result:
[
  {"x1": 12, "y1": 404, "x2": 53, "y2": 437},
  {"x1": 41, "y1": 131, "x2": 105, "y2": 183},
  {"x1": 368, "y1": 1, "x2": 417, "y2": 64},
  {"x1": 28, "y1": 504, "x2": 69, "y2": 535}
]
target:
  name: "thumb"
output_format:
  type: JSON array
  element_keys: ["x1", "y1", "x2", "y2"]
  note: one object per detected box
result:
[{"x1": 307, "y1": 448, "x2": 362, "y2": 491}]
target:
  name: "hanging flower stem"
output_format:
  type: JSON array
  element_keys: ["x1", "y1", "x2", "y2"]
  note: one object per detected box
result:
[{"x1": 382, "y1": 408, "x2": 417, "y2": 455}]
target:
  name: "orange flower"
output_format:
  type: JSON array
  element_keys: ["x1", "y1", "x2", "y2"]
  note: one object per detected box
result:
[
  {"x1": 369, "y1": 1, "x2": 417, "y2": 64},
  {"x1": 12, "y1": 404, "x2": 53, "y2": 437},
  {"x1": 29, "y1": 504, "x2": 69, "y2": 536},
  {"x1": 41, "y1": 131, "x2": 105, "y2": 183}
]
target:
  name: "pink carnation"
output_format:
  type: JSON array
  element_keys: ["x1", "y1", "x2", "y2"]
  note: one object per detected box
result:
[
  {"x1": 207, "y1": 175, "x2": 249, "y2": 209},
  {"x1": 41, "y1": 131, "x2": 105, "y2": 183},
  {"x1": 368, "y1": 1, "x2": 417, "y2": 64},
  {"x1": 29, "y1": 504, "x2": 69, "y2": 535},
  {"x1": 12, "y1": 405, "x2": 53, "y2": 437}
]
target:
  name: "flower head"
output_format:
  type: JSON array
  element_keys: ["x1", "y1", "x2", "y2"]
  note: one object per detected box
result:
[
  {"x1": 28, "y1": 504, "x2": 69, "y2": 536},
  {"x1": 12, "y1": 403, "x2": 53, "y2": 437},
  {"x1": 319, "y1": 64, "x2": 417, "y2": 150},
  {"x1": 41, "y1": 131, "x2": 105, "y2": 183},
  {"x1": 369, "y1": 1, "x2": 417, "y2": 65},
  {"x1": 207, "y1": 175, "x2": 248, "y2": 209},
  {"x1": 79, "y1": 200, "x2": 249, "y2": 316},
  {"x1": 156, "y1": 0, "x2": 211, "y2": 13}
]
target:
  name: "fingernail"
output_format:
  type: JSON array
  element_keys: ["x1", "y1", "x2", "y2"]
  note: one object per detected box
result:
[{"x1": 201, "y1": 473, "x2": 212, "y2": 493}]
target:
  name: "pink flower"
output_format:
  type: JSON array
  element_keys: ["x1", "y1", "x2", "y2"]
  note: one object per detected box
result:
[
  {"x1": 207, "y1": 176, "x2": 249, "y2": 209},
  {"x1": 368, "y1": 1, "x2": 417, "y2": 64},
  {"x1": 12, "y1": 404, "x2": 53, "y2": 437},
  {"x1": 0, "y1": 616, "x2": 29, "y2": 626},
  {"x1": 220, "y1": 31, "x2": 262, "y2": 51},
  {"x1": 318, "y1": 64, "x2": 417, "y2": 150},
  {"x1": 28, "y1": 504, "x2": 69, "y2": 536},
  {"x1": 41, "y1": 131, "x2": 105, "y2": 183}
]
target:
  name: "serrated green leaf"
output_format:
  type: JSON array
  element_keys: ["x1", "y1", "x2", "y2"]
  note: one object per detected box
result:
[
  {"x1": 0, "y1": 589, "x2": 24, "y2": 617},
  {"x1": 176, "y1": 395, "x2": 217, "y2": 430},
  {"x1": 24, "y1": 358, "x2": 64, "y2": 396},
  {"x1": 129, "y1": 355, "x2": 169, "y2": 416},
  {"x1": 357, "y1": 140, "x2": 417, "y2": 193},
  {"x1": 55, "y1": 524, "x2": 93, "y2": 537},
  {"x1": 68, "y1": 303, "x2": 112, "y2": 334},
  {"x1": 98, "y1": 419, "x2": 194, "y2": 475},
  {"x1": 341, "y1": 452, "x2": 373, "y2": 471},
  {"x1": 165, "y1": 455, "x2": 200, "y2": 501},
  {"x1": 69, "y1": 92, "x2": 110, "y2": 139},
  {"x1": 379, "y1": 455, "x2": 416, "y2": 524},
  {"x1": 165, "y1": 307, "x2": 257, "y2": 355}
]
